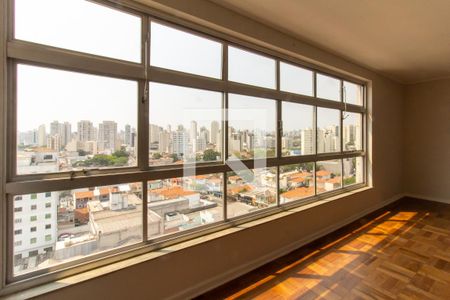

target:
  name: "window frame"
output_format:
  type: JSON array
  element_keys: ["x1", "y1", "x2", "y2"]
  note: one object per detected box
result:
[{"x1": 0, "y1": 0, "x2": 368, "y2": 294}]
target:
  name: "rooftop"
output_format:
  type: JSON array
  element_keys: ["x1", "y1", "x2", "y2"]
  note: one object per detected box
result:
[
  {"x1": 281, "y1": 187, "x2": 315, "y2": 199},
  {"x1": 149, "y1": 186, "x2": 198, "y2": 199}
]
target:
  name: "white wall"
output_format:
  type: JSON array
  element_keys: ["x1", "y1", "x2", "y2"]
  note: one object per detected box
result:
[{"x1": 404, "y1": 79, "x2": 450, "y2": 203}]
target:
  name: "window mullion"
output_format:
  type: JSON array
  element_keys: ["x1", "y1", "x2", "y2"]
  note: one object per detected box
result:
[
  {"x1": 138, "y1": 16, "x2": 150, "y2": 171},
  {"x1": 140, "y1": 16, "x2": 150, "y2": 242},
  {"x1": 276, "y1": 61, "x2": 281, "y2": 207},
  {"x1": 222, "y1": 43, "x2": 228, "y2": 221}
]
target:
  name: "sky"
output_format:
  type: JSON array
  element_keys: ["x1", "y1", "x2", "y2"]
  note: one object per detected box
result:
[{"x1": 15, "y1": 0, "x2": 359, "y2": 133}]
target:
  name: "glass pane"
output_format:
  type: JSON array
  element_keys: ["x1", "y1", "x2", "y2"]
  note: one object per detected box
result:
[
  {"x1": 17, "y1": 64, "x2": 138, "y2": 175},
  {"x1": 344, "y1": 157, "x2": 364, "y2": 186},
  {"x1": 343, "y1": 112, "x2": 363, "y2": 151},
  {"x1": 228, "y1": 46, "x2": 276, "y2": 89},
  {"x1": 147, "y1": 174, "x2": 223, "y2": 238},
  {"x1": 12, "y1": 182, "x2": 143, "y2": 275},
  {"x1": 226, "y1": 168, "x2": 277, "y2": 218},
  {"x1": 316, "y1": 160, "x2": 342, "y2": 194},
  {"x1": 280, "y1": 62, "x2": 313, "y2": 96},
  {"x1": 150, "y1": 22, "x2": 222, "y2": 78},
  {"x1": 149, "y1": 83, "x2": 222, "y2": 166},
  {"x1": 282, "y1": 102, "x2": 314, "y2": 156},
  {"x1": 317, "y1": 107, "x2": 340, "y2": 154},
  {"x1": 316, "y1": 74, "x2": 340, "y2": 101},
  {"x1": 280, "y1": 163, "x2": 315, "y2": 204},
  {"x1": 344, "y1": 81, "x2": 364, "y2": 106},
  {"x1": 228, "y1": 94, "x2": 276, "y2": 159},
  {"x1": 15, "y1": 0, "x2": 141, "y2": 62}
]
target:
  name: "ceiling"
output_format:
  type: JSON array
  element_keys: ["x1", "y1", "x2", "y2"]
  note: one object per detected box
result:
[{"x1": 210, "y1": 0, "x2": 450, "y2": 84}]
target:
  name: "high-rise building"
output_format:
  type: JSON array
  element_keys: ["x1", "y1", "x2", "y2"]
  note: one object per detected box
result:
[
  {"x1": 199, "y1": 127, "x2": 210, "y2": 144},
  {"x1": 244, "y1": 132, "x2": 254, "y2": 150},
  {"x1": 98, "y1": 121, "x2": 118, "y2": 152},
  {"x1": 83, "y1": 141, "x2": 98, "y2": 154},
  {"x1": 124, "y1": 125, "x2": 131, "y2": 146},
  {"x1": 195, "y1": 136, "x2": 207, "y2": 152},
  {"x1": 13, "y1": 192, "x2": 58, "y2": 261},
  {"x1": 131, "y1": 128, "x2": 137, "y2": 148},
  {"x1": 50, "y1": 121, "x2": 71, "y2": 148},
  {"x1": 190, "y1": 121, "x2": 198, "y2": 142},
  {"x1": 77, "y1": 121, "x2": 96, "y2": 142},
  {"x1": 46, "y1": 134, "x2": 61, "y2": 152},
  {"x1": 210, "y1": 121, "x2": 219, "y2": 145},
  {"x1": 301, "y1": 128, "x2": 314, "y2": 155},
  {"x1": 149, "y1": 124, "x2": 161, "y2": 144},
  {"x1": 62, "y1": 122, "x2": 72, "y2": 148},
  {"x1": 158, "y1": 130, "x2": 170, "y2": 153},
  {"x1": 229, "y1": 133, "x2": 242, "y2": 154},
  {"x1": 19, "y1": 130, "x2": 38, "y2": 146},
  {"x1": 216, "y1": 129, "x2": 222, "y2": 152},
  {"x1": 172, "y1": 127, "x2": 189, "y2": 156},
  {"x1": 282, "y1": 136, "x2": 293, "y2": 149},
  {"x1": 37, "y1": 124, "x2": 46, "y2": 147},
  {"x1": 50, "y1": 121, "x2": 59, "y2": 137}
]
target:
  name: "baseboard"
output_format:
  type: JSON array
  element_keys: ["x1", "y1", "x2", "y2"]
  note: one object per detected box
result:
[
  {"x1": 404, "y1": 193, "x2": 450, "y2": 204},
  {"x1": 168, "y1": 193, "x2": 404, "y2": 300}
]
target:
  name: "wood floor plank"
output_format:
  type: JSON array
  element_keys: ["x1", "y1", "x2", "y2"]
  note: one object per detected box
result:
[{"x1": 196, "y1": 198, "x2": 450, "y2": 300}]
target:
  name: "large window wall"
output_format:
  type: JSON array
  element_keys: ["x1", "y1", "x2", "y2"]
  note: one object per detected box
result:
[{"x1": 1, "y1": 0, "x2": 366, "y2": 291}]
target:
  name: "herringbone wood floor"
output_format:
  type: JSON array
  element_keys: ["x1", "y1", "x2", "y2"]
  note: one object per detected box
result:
[{"x1": 197, "y1": 198, "x2": 450, "y2": 300}]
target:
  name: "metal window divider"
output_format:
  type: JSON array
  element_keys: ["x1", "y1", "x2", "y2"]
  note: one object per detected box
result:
[
  {"x1": 222, "y1": 43, "x2": 228, "y2": 221},
  {"x1": 140, "y1": 17, "x2": 150, "y2": 242},
  {"x1": 276, "y1": 60, "x2": 281, "y2": 207}
]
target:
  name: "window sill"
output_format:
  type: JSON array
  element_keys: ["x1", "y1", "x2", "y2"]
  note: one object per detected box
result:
[{"x1": 2, "y1": 185, "x2": 372, "y2": 299}]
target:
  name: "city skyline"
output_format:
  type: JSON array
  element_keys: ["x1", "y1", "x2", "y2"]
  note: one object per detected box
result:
[{"x1": 17, "y1": 64, "x2": 138, "y2": 132}]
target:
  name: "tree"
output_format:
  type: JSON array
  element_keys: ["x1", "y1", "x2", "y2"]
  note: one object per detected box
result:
[
  {"x1": 152, "y1": 152, "x2": 162, "y2": 159},
  {"x1": 74, "y1": 151, "x2": 130, "y2": 167},
  {"x1": 89, "y1": 154, "x2": 113, "y2": 166},
  {"x1": 113, "y1": 149, "x2": 129, "y2": 158},
  {"x1": 78, "y1": 149, "x2": 88, "y2": 156},
  {"x1": 203, "y1": 149, "x2": 220, "y2": 161},
  {"x1": 170, "y1": 153, "x2": 179, "y2": 162},
  {"x1": 344, "y1": 176, "x2": 356, "y2": 185},
  {"x1": 304, "y1": 162, "x2": 314, "y2": 172},
  {"x1": 266, "y1": 149, "x2": 276, "y2": 157},
  {"x1": 280, "y1": 164, "x2": 298, "y2": 173}
]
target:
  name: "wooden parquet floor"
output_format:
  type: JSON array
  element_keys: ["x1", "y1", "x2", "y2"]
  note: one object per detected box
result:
[{"x1": 196, "y1": 198, "x2": 450, "y2": 300}]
